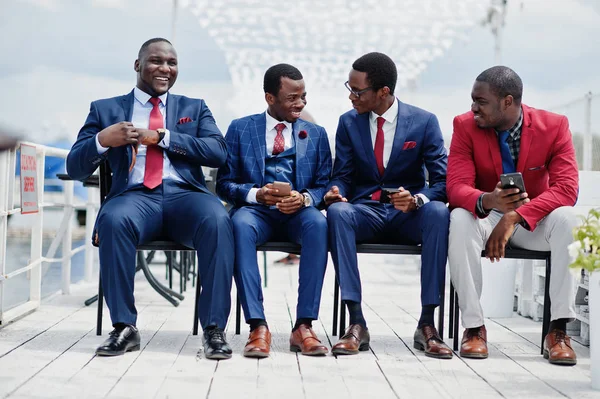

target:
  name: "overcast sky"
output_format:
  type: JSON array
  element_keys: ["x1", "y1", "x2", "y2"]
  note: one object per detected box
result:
[{"x1": 1, "y1": 0, "x2": 599, "y2": 145}]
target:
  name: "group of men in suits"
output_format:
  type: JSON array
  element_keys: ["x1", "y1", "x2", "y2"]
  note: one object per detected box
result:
[{"x1": 67, "y1": 37, "x2": 580, "y2": 366}]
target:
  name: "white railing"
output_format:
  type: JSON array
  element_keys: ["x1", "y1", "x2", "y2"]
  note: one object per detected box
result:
[{"x1": 0, "y1": 142, "x2": 99, "y2": 326}]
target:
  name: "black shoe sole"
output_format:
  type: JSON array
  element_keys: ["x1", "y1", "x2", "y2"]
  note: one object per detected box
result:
[
  {"x1": 205, "y1": 351, "x2": 233, "y2": 360},
  {"x1": 96, "y1": 343, "x2": 140, "y2": 357}
]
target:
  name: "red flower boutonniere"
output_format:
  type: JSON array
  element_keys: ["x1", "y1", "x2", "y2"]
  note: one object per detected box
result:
[{"x1": 298, "y1": 130, "x2": 307, "y2": 139}]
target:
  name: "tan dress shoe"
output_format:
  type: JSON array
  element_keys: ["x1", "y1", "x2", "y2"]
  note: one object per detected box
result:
[
  {"x1": 243, "y1": 325, "x2": 271, "y2": 358},
  {"x1": 413, "y1": 325, "x2": 453, "y2": 359},
  {"x1": 544, "y1": 329, "x2": 577, "y2": 366},
  {"x1": 332, "y1": 324, "x2": 370, "y2": 355},
  {"x1": 460, "y1": 325, "x2": 488, "y2": 359},
  {"x1": 289, "y1": 324, "x2": 328, "y2": 356}
]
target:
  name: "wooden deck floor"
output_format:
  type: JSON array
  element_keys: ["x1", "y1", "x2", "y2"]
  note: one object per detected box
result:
[{"x1": 0, "y1": 253, "x2": 597, "y2": 399}]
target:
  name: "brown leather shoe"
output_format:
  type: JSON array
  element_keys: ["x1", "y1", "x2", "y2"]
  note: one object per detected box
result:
[
  {"x1": 332, "y1": 324, "x2": 370, "y2": 355},
  {"x1": 243, "y1": 325, "x2": 271, "y2": 358},
  {"x1": 413, "y1": 325, "x2": 452, "y2": 359},
  {"x1": 544, "y1": 329, "x2": 577, "y2": 366},
  {"x1": 289, "y1": 324, "x2": 328, "y2": 356},
  {"x1": 460, "y1": 325, "x2": 488, "y2": 359}
]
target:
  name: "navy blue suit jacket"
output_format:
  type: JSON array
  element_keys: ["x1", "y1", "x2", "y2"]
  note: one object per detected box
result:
[
  {"x1": 216, "y1": 113, "x2": 332, "y2": 208},
  {"x1": 329, "y1": 100, "x2": 447, "y2": 203},
  {"x1": 66, "y1": 90, "x2": 227, "y2": 201}
]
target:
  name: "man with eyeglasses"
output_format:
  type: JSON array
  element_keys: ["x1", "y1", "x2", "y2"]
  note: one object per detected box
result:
[{"x1": 324, "y1": 52, "x2": 451, "y2": 358}]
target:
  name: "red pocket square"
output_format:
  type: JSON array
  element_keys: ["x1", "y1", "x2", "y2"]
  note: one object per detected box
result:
[
  {"x1": 178, "y1": 117, "x2": 193, "y2": 124},
  {"x1": 403, "y1": 141, "x2": 417, "y2": 150}
]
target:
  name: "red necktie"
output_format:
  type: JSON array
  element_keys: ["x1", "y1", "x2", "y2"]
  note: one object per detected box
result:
[
  {"x1": 371, "y1": 117, "x2": 386, "y2": 201},
  {"x1": 272, "y1": 123, "x2": 286, "y2": 155},
  {"x1": 143, "y1": 97, "x2": 164, "y2": 189}
]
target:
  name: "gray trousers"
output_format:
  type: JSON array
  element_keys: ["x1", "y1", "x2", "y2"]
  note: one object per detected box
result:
[{"x1": 448, "y1": 207, "x2": 578, "y2": 329}]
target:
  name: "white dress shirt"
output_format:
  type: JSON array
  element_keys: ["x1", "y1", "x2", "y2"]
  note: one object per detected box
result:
[
  {"x1": 370, "y1": 98, "x2": 429, "y2": 204},
  {"x1": 95, "y1": 87, "x2": 184, "y2": 186},
  {"x1": 245, "y1": 111, "x2": 294, "y2": 204}
]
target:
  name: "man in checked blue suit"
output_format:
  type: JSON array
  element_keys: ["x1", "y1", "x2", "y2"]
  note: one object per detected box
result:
[
  {"x1": 217, "y1": 64, "x2": 332, "y2": 358},
  {"x1": 67, "y1": 38, "x2": 234, "y2": 360},
  {"x1": 325, "y1": 52, "x2": 452, "y2": 358}
]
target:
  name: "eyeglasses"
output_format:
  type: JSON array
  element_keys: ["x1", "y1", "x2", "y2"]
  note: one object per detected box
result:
[{"x1": 344, "y1": 81, "x2": 373, "y2": 98}]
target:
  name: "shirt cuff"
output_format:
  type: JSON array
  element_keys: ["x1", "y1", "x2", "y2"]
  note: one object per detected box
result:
[
  {"x1": 414, "y1": 193, "x2": 430, "y2": 206},
  {"x1": 95, "y1": 133, "x2": 109, "y2": 154},
  {"x1": 303, "y1": 192, "x2": 313, "y2": 207},
  {"x1": 246, "y1": 188, "x2": 259, "y2": 204},
  {"x1": 158, "y1": 129, "x2": 170, "y2": 149}
]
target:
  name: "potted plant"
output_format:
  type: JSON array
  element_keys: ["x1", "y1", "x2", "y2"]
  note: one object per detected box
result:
[{"x1": 569, "y1": 208, "x2": 600, "y2": 390}]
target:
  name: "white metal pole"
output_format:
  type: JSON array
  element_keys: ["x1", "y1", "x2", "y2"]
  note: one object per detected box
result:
[
  {"x1": 583, "y1": 91, "x2": 593, "y2": 171},
  {"x1": 61, "y1": 180, "x2": 74, "y2": 294},
  {"x1": 29, "y1": 148, "x2": 44, "y2": 303},
  {"x1": 0, "y1": 149, "x2": 10, "y2": 323},
  {"x1": 171, "y1": 0, "x2": 178, "y2": 45}
]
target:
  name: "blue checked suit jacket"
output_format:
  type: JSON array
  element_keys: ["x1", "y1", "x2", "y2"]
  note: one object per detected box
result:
[{"x1": 217, "y1": 113, "x2": 332, "y2": 208}]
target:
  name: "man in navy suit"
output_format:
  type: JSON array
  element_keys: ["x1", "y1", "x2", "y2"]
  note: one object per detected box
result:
[
  {"x1": 217, "y1": 64, "x2": 332, "y2": 358},
  {"x1": 67, "y1": 38, "x2": 234, "y2": 360},
  {"x1": 325, "y1": 52, "x2": 452, "y2": 358}
]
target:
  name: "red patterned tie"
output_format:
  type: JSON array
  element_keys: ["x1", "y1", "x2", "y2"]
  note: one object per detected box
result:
[
  {"x1": 371, "y1": 117, "x2": 386, "y2": 201},
  {"x1": 143, "y1": 97, "x2": 164, "y2": 189},
  {"x1": 272, "y1": 123, "x2": 286, "y2": 155}
]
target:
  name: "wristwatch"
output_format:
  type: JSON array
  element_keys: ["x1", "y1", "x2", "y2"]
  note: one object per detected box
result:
[
  {"x1": 414, "y1": 195, "x2": 424, "y2": 209},
  {"x1": 156, "y1": 128, "x2": 167, "y2": 143},
  {"x1": 302, "y1": 193, "x2": 311, "y2": 207}
]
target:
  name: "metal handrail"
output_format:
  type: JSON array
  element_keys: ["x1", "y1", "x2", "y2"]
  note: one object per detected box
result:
[{"x1": 0, "y1": 141, "x2": 99, "y2": 326}]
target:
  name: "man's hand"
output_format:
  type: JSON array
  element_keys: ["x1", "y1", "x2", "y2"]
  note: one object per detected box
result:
[
  {"x1": 97, "y1": 122, "x2": 138, "y2": 148},
  {"x1": 136, "y1": 129, "x2": 161, "y2": 146},
  {"x1": 324, "y1": 186, "x2": 347, "y2": 206},
  {"x1": 256, "y1": 183, "x2": 284, "y2": 206},
  {"x1": 390, "y1": 187, "x2": 416, "y2": 213},
  {"x1": 276, "y1": 190, "x2": 304, "y2": 214},
  {"x1": 482, "y1": 182, "x2": 529, "y2": 214},
  {"x1": 485, "y1": 211, "x2": 522, "y2": 262}
]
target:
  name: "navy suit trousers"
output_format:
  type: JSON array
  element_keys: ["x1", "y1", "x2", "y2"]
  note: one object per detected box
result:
[
  {"x1": 231, "y1": 206, "x2": 328, "y2": 323},
  {"x1": 327, "y1": 200, "x2": 449, "y2": 307},
  {"x1": 96, "y1": 180, "x2": 234, "y2": 329}
]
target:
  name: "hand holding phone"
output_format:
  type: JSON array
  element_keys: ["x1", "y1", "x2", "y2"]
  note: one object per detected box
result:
[
  {"x1": 379, "y1": 188, "x2": 400, "y2": 204},
  {"x1": 484, "y1": 173, "x2": 529, "y2": 213}
]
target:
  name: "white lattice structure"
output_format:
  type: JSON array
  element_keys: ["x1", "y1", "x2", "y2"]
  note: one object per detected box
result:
[{"x1": 182, "y1": 0, "x2": 487, "y2": 136}]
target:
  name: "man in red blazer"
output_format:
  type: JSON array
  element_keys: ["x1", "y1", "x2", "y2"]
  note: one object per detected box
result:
[{"x1": 447, "y1": 66, "x2": 579, "y2": 365}]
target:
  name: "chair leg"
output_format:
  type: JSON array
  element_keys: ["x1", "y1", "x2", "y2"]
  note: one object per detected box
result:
[
  {"x1": 236, "y1": 291, "x2": 241, "y2": 335},
  {"x1": 192, "y1": 265, "x2": 201, "y2": 336},
  {"x1": 332, "y1": 278, "x2": 339, "y2": 336},
  {"x1": 541, "y1": 256, "x2": 552, "y2": 355},
  {"x1": 96, "y1": 273, "x2": 103, "y2": 336},
  {"x1": 438, "y1": 277, "x2": 446, "y2": 339},
  {"x1": 453, "y1": 289, "x2": 460, "y2": 352},
  {"x1": 449, "y1": 283, "x2": 454, "y2": 339},
  {"x1": 263, "y1": 251, "x2": 268, "y2": 288},
  {"x1": 339, "y1": 294, "x2": 346, "y2": 336},
  {"x1": 168, "y1": 251, "x2": 174, "y2": 290}
]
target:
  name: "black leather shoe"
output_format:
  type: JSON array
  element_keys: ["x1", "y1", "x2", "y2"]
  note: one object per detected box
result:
[
  {"x1": 203, "y1": 327, "x2": 232, "y2": 360},
  {"x1": 96, "y1": 325, "x2": 141, "y2": 356}
]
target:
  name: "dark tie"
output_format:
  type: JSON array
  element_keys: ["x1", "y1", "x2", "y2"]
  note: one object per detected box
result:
[
  {"x1": 143, "y1": 97, "x2": 164, "y2": 189},
  {"x1": 498, "y1": 130, "x2": 515, "y2": 173},
  {"x1": 273, "y1": 123, "x2": 286, "y2": 155},
  {"x1": 371, "y1": 117, "x2": 386, "y2": 201}
]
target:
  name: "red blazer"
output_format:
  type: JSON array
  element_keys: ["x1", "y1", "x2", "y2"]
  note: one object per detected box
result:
[{"x1": 447, "y1": 104, "x2": 579, "y2": 231}]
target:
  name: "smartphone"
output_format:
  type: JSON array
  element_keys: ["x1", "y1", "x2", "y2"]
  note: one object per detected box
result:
[
  {"x1": 272, "y1": 181, "x2": 291, "y2": 196},
  {"x1": 500, "y1": 172, "x2": 526, "y2": 193},
  {"x1": 379, "y1": 188, "x2": 400, "y2": 204}
]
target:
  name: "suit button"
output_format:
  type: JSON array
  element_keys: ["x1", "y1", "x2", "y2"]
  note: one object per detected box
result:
[{"x1": 276, "y1": 168, "x2": 281, "y2": 172}]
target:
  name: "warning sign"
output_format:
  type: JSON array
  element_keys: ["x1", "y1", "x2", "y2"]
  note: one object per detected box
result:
[{"x1": 20, "y1": 144, "x2": 38, "y2": 214}]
